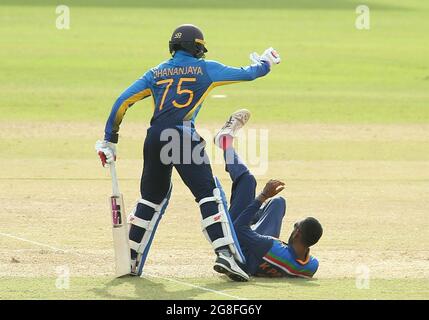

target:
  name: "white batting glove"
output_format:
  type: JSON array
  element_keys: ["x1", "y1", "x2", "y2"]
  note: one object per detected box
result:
[
  {"x1": 249, "y1": 52, "x2": 261, "y2": 64},
  {"x1": 250, "y1": 47, "x2": 281, "y2": 66},
  {"x1": 95, "y1": 140, "x2": 116, "y2": 167}
]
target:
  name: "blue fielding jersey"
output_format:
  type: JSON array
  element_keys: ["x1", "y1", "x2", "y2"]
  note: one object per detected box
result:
[
  {"x1": 234, "y1": 200, "x2": 319, "y2": 279},
  {"x1": 255, "y1": 239, "x2": 319, "y2": 278},
  {"x1": 104, "y1": 50, "x2": 270, "y2": 143}
]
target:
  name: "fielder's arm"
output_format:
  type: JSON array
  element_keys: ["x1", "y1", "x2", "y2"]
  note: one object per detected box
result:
[{"x1": 233, "y1": 180, "x2": 285, "y2": 240}]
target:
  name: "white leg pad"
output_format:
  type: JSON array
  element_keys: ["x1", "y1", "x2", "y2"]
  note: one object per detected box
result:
[
  {"x1": 128, "y1": 203, "x2": 160, "y2": 255},
  {"x1": 127, "y1": 183, "x2": 173, "y2": 275},
  {"x1": 200, "y1": 188, "x2": 235, "y2": 251},
  {"x1": 199, "y1": 177, "x2": 246, "y2": 264},
  {"x1": 127, "y1": 214, "x2": 150, "y2": 230}
]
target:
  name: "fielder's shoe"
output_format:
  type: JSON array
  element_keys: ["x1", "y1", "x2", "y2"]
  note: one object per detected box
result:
[
  {"x1": 213, "y1": 250, "x2": 250, "y2": 282},
  {"x1": 214, "y1": 109, "x2": 251, "y2": 148}
]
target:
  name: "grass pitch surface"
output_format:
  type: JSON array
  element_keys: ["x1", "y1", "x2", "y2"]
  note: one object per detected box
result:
[{"x1": 0, "y1": 0, "x2": 428, "y2": 299}]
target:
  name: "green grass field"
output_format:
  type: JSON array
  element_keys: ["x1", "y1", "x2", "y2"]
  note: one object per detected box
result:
[{"x1": 0, "y1": 0, "x2": 428, "y2": 300}]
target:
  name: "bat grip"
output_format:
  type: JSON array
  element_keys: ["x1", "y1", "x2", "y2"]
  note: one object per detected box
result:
[{"x1": 109, "y1": 162, "x2": 120, "y2": 197}]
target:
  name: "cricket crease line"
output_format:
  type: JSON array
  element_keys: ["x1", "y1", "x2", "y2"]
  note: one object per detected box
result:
[
  {"x1": 0, "y1": 231, "x2": 246, "y2": 300},
  {"x1": 144, "y1": 273, "x2": 247, "y2": 300},
  {"x1": 0, "y1": 232, "x2": 67, "y2": 253},
  {"x1": 0, "y1": 232, "x2": 85, "y2": 258}
]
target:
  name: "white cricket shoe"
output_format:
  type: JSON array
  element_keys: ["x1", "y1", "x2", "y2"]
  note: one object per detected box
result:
[
  {"x1": 214, "y1": 109, "x2": 251, "y2": 148},
  {"x1": 213, "y1": 250, "x2": 250, "y2": 282}
]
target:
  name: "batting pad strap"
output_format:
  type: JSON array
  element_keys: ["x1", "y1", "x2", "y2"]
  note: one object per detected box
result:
[
  {"x1": 129, "y1": 240, "x2": 144, "y2": 254},
  {"x1": 128, "y1": 214, "x2": 150, "y2": 230},
  {"x1": 211, "y1": 236, "x2": 234, "y2": 250},
  {"x1": 138, "y1": 198, "x2": 161, "y2": 211},
  {"x1": 198, "y1": 188, "x2": 222, "y2": 206},
  {"x1": 198, "y1": 196, "x2": 216, "y2": 206},
  {"x1": 201, "y1": 213, "x2": 227, "y2": 230}
]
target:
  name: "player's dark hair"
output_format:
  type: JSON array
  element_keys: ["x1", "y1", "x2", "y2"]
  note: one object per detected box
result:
[{"x1": 299, "y1": 217, "x2": 323, "y2": 247}]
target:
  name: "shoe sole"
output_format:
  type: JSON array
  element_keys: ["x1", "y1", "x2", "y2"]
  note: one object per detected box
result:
[
  {"x1": 231, "y1": 109, "x2": 251, "y2": 126},
  {"x1": 213, "y1": 263, "x2": 249, "y2": 282},
  {"x1": 214, "y1": 110, "x2": 251, "y2": 147}
]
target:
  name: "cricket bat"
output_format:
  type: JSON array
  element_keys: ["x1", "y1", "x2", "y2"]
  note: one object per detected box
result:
[{"x1": 108, "y1": 162, "x2": 131, "y2": 277}]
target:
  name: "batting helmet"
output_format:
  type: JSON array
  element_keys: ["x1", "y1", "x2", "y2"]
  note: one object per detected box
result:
[{"x1": 169, "y1": 24, "x2": 208, "y2": 59}]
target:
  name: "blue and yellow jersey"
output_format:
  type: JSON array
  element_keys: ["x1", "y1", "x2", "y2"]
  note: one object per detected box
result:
[
  {"x1": 254, "y1": 240, "x2": 319, "y2": 279},
  {"x1": 104, "y1": 50, "x2": 270, "y2": 143}
]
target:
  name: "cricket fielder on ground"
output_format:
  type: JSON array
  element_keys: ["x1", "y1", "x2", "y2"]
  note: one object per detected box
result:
[
  {"x1": 95, "y1": 24, "x2": 280, "y2": 281},
  {"x1": 213, "y1": 109, "x2": 323, "y2": 278}
]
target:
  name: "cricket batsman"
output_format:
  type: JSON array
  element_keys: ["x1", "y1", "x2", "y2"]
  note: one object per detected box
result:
[
  {"x1": 213, "y1": 109, "x2": 323, "y2": 279},
  {"x1": 95, "y1": 24, "x2": 280, "y2": 280}
]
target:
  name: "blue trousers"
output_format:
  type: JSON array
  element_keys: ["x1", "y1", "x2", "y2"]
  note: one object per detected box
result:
[
  {"x1": 225, "y1": 148, "x2": 287, "y2": 273},
  {"x1": 129, "y1": 125, "x2": 224, "y2": 259}
]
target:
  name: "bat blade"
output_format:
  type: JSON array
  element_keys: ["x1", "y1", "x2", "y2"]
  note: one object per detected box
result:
[{"x1": 110, "y1": 194, "x2": 131, "y2": 277}]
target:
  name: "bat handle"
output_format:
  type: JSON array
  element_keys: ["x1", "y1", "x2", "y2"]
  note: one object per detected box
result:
[{"x1": 109, "y1": 162, "x2": 120, "y2": 197}]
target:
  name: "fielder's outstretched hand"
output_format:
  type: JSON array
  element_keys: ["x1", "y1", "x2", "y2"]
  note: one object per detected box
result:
[
  {"x1": 257, "y1": 179, "x2": 285, "y2": 203},
  {"x1": 95, "y1": 140, "x2": 116, "y2": 167},
  {"x1": 249, "y1": 47, "x2": 281, "y2": 66}
]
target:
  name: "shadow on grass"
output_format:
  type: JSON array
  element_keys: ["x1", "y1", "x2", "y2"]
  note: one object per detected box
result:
[
  {"x1": 91, "y1": 275, "x2": 319, "y2": 300},
  {"x1": 0, "y1": 0, "x2": 410, "y2": 11},
  {"x1": 92, "y1": 277, "x2": 197, "y2": 300},
  {"x1": 250, "y1": 277, "x2": 320, "y2": 288},
  {"x1": 91, "y1": 276, "x2": 249, "y2": 300}
]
